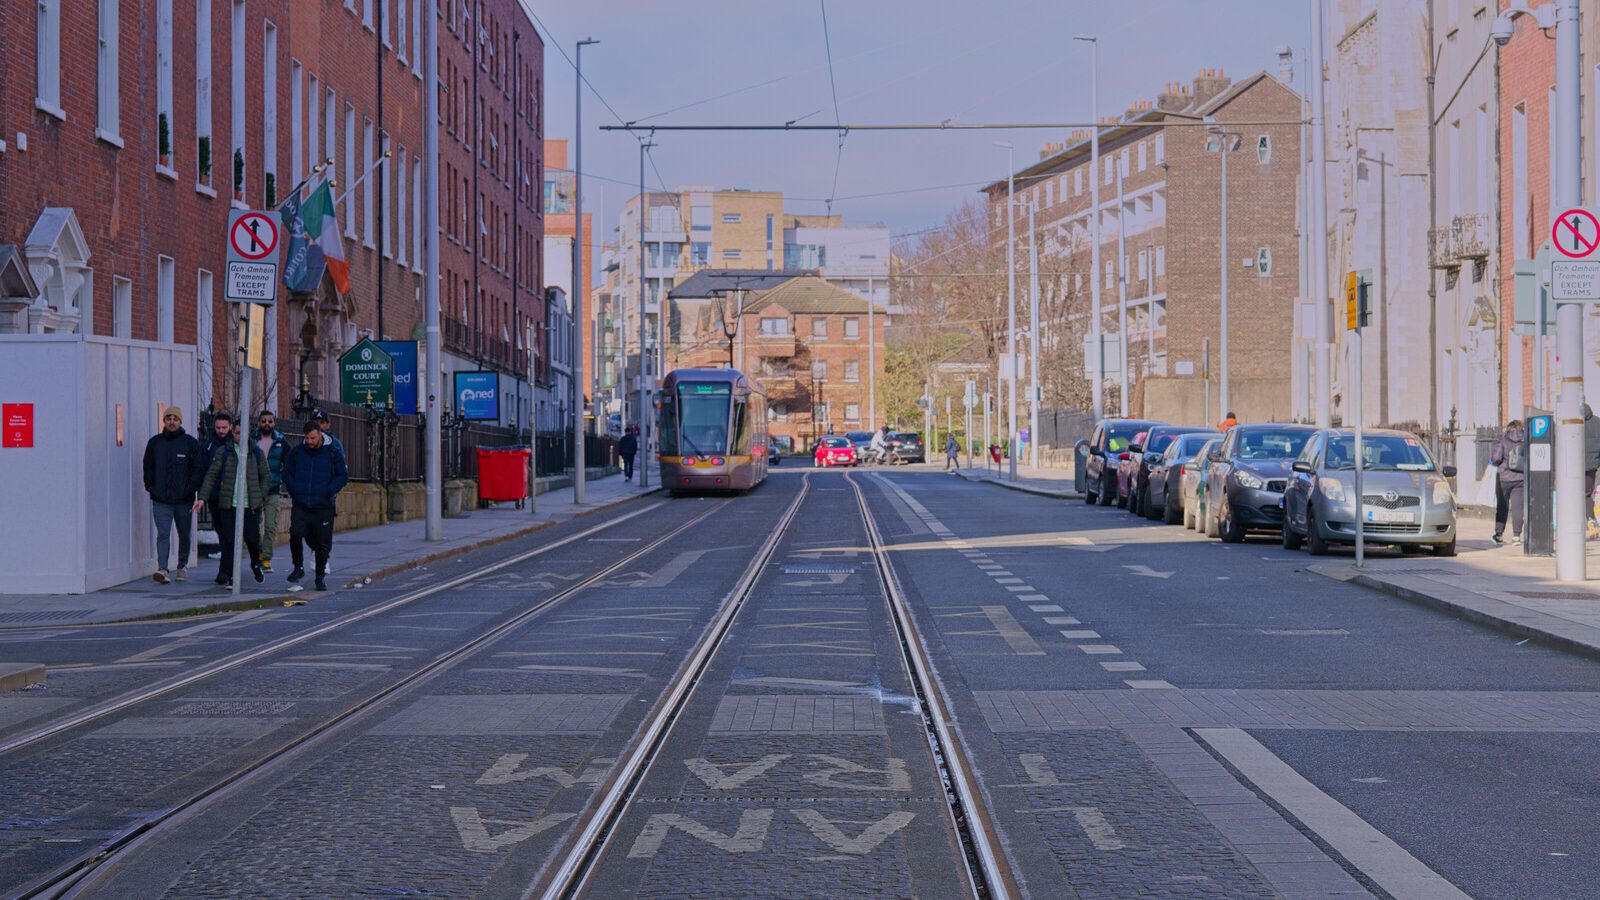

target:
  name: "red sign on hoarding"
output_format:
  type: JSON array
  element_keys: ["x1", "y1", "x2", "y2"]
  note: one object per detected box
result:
[{"x1": 2, "y1": 404, "x2": 34, "y2": 448}]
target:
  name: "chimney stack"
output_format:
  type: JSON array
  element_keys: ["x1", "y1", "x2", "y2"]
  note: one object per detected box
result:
[
  {"x1": 1192, "y1": 67, "x2": 1232, "y2": 108},
  {"x1": 1156, "y1": 81, "x2": 1191, "y2": 112}
]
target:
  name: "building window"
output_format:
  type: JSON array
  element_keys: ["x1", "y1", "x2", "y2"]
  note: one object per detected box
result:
[
  {"x1": 155, "y1": 256, "x2": 175, "y2": 342},
  {"x1": 362, "y1": 0, "x2": 374, "y2": 30},
  {"x1": 397, "y1": 146, "x2": 408, "y2": 265},
  {"x1": 395, "y1": 0, "x2": 406, "y2": 58},
  {"x1": 345, "y1": 105, "x2": 358, "y2": 235},
  {"x1": 308, "y1": 76, "x2": 321, "y2": 177},
  {"x1": 844, "y1": 360, "x2": 860, "y2": 382},
  {"x1": 1155, "y1": 245, "x2": 1166, "y2": 276},
  {"x1": 362, "y1": 118, "x2": 375, "y2": 247},
  {"x1": 96, "y1": 0, "x2": 120, "y2": 143},
  {"x1": 36, "y1": 0, "x2": 62, "y2": 115},
  {"x1": 843, "y1": 317, "x2": 860, "y2": 339},
  {"x1": 721, "y1": 213, "x2": 742, "y2": 224},
  {"x1": 1104, "y1": 156, "x2": 1113, "y2": 185},
  {"x1": 1257, "y1": 247, "x2": 1272, "y2": 276},
  {"x1": 195, "y1": 0, "x2": 212, "y2": 185},
  {"x1": 156, "y1": 0, "x2": 174, "y2": 169},
  {"x1": 760, "y1": 317, "x2": 789, "y2": 336},
  {"x1": 1138, "y1": 249, "x2": 1149, "y2": 280},
  {"x1": 380, "y1": 131, "x2": 393, "y2": 257},
  {"x1": 290, "y1": 61, "x2": 303, "y2": 184},
  {"x1": 1137, "y1": 141, "x2": 1147, "y2": 171},
  {"x1": 1257, "y1": 134, "x2": 1271, "y2": 164},
  {"x1": 690, "y1": 205, "x2": 712, "y2": 232},
  {"x1": 412, "y1": 0, "x2": 423, "y2": 76},
  {"x1": 1120, "y1": 148, "x2": 1129, "y2": 179},
  {"x1": 112, "y1": 276, "x2": 133, "y2": 338},
  {"x1": 231, "y1": 0, "x2": 246, "y2": 198},
  {"x1": 812, "y1": 318, "x2": 828, "y2": 338},
  {"x1": 691, "y1": 242, "x2": 709, "y2": 265},
  {"x1": 1155, "y1": 134, "x2": 1165, "y2": 163},
  {"x1": 1105, "y1": 260, "x2": 1114, "y2": 288},
  {"x1": 812, "y1": 360, "x2": 828, "y2": 380},
  {"x1": 196, "y1": 270, "x2": 214, "y2": 409},
  {"x1": 845, "y1": 402, "x2": 861, "y2": 423},
  {"x1": 1045, "y1": 182, "x2": 1054, "y2": 207},
  {"x1": 722, "y1": 248, "x2": 742, "y2": 259},
  {"x1": 263, "y1": 22, "x2": 278, "y2": 206},
  {"x1": 412, "y1": 159, "x2": 423, "y2": 272},
  {"x1": 1074, "y1": 169, "x2": 1082, "y2": 196}
]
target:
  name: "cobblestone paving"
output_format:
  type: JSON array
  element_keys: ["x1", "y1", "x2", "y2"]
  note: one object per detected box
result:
[
  {"x1": 975, "y1": 689, "x2": 1600, "y2": 731},
  {"x1": 708, "y1": 694, "x2": 885, "y2": 733},
  {"x1": 370, "y1": 693, "x2": 630, "y2": 735}
]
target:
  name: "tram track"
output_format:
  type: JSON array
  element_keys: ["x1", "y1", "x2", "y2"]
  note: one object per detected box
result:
[
  {"x1": 528, "y1": 469, "x2": 1016, "y2": 900},
  {"x1": 12, "y1": 497, "x2": 733, "y2": 900}
]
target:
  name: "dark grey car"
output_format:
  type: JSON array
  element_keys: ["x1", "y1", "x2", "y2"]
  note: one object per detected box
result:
[
  {"x1": 1201, "y1": 424, "x2": 1316, "y2": 542},
  {"x1": 1145, "y1": 432, "x2": 1221, "y2": 524}
]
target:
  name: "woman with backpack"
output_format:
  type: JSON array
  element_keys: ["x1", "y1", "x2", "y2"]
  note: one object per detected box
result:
[{"x1": 1491, "y1": 419, "x2": 1526, "y2": 544}]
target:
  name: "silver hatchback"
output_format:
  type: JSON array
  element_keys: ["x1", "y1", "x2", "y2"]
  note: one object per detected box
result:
[{"x1": 1281, "y1": 428, "x2": 1458, "y2": 556}]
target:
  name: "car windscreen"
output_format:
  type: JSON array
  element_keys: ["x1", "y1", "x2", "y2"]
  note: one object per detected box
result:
[
  {"x1": 891, "y1": 432, "x2": 921, "y2": 443},
  {"x1": 821, "y1": 437, "x2": 852, "y2": 448},
  {"x1": 845, "y1": 431, "x2": 872, "y2": 442},
  {"x1": 1236, "y1": 429, "x2": 1311, "y2": 460},
  {"x1": 1176, "y1": 435, "x2": 1213, "y2": 456},
  {"x1": 1146, "y1": 433, "x2": 1179, "y2": 454},
  {"x1": 1324, "y1": 434, "x2": 1436, "y2": 471},
  {"x1": 1106, "y1": 425, "x2": 1147, "y2": 452}
]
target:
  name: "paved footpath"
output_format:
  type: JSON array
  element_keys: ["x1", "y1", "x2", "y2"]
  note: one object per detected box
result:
[
  {"x1": 951, "y1": 459, "x2": 1084, "y2": 499},
  {"x1": 0, "y1": 473, "x2": 657, "y2": 629}
]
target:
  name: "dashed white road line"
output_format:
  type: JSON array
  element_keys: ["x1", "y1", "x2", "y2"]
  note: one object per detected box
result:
[
  {"x1": 1078, "y1": 644, "x2": 1122, "y2": 655},
  {"x1": 1100, "y1": 661, "x2": 1145, "y2": 672}
]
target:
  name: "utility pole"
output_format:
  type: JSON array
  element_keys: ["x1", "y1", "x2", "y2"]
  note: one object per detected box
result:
[
  {"x1": 1209, "y1": 125, "x2": 1239, "y2": 419},
  {"x1": 576, "y1": 38, "x2": 601, "y2": 499},
  {"x1": 1028, "y1": 198, "x2": 1041, "y2": 468},
  {"x1": 527, "y1": 318, "x2": 537, "y2": 513},
  {"x1": 1116, "y1": 158, "x2": 1129, "y2": 417},
  {"x1": 1552, "y1": 0, "x2": 1584, "y2": 581},
  {"x1": 637, "y1": 140, "x2": 653, "y2": 489},
  {"x1": 1076, "y1": 35, "x2": 1104, "y2": 420},
  {"x1": 996, "y1": 141, "x2": 1018, "y2": 482},
  {"x1": 867, "y1": 274, "x2": 876, "y2": 428},
  {"x1": 1425, "y1": 0, "x2": 1440, "y2": 451},
  {"x1": 423, "y1": 0, "x2": 442, "y2": 540},
  {"x1": 1310, "y1": 0, "x2": 1332, "y2": 428}
]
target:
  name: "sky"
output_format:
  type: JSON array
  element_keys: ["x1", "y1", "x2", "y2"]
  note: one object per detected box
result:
[{"x1": 531, "y1": 0, "x2": 1310, "y2": 251}]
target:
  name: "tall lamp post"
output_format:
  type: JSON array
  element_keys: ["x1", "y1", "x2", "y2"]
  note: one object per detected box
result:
[
  {"x1": 1493, "y1": 0, "x2": 1582, "y2": 581},
  {"x1": 423, "y1": 0, "x2": 442, "y2": 540},
  {"x1": 1310, "y1": 0, "x2": 1332, "y2": 428},
  {"x1": 637, "y1": 139, "x2": 654, "y2": 489},
  {"x1": 572, "y1": 37, "x2": 598, "y2": 505},
  {"x1": 1027, "y1": 197, "x2": 1041, "y2": 468},
  {"x1": 994, "y1": 141, "x2": 1018, "y2": 481},
  {"x1": 1074, "y1": 34, "x2": 1103, "y2": 420},
  {"x1": 1207, "y1": 123, "x2": 1241, "y2": 421}
]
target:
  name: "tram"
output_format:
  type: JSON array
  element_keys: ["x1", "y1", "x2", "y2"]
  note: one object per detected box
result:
[{"x1": 657, "y1": 368, "x2": 770, "y2": 493}]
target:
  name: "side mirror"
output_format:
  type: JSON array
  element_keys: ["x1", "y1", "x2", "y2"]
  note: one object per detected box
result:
[
  {"x1": 1441, "y1": 465, "x2": 1457, "y2": 478},
  {"x1": 1089, "y1": 446, "x2": 1103, "y2": 457},
  {"x1": 1128, "y1": 443, "x2": 1144, "y2": 454},
  {"x1": 1291, "y1": 461, "x2": 1313, "y2": 474}
]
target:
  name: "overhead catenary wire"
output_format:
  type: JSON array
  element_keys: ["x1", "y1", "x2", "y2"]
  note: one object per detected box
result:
[{"x1": 819, "y1": 0, "x2": 846, "y2": 216}]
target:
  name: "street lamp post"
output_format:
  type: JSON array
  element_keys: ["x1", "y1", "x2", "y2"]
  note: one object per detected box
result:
[
  {"x1": 423, "y1": 0, "x2": 442, "y2": 540},
  {"x1": 1310, "y1": 0, "x2": 1332, "y2": 428},
  {"x1": 1494, "y1": 0, "x2": 1582, "y2": 580},
  {"x1": 1028, "y1": 197, "x2": 1041, "y2": 469},
  {"x1": 1074, "y1": 36, "x2": 1104, "y2": 420},
  {"x1": 1208, "y1": 124, "x2": 1241, "y2": 421},
  {"x1": 637, "y1": 140, "x2": 654, "y2": 489},
  {"x1": 1116, "y1": 156, "x2": 1129, "y2": 417},
  {"x1": 572, "y1": 38, "x2": 598, "y2": 505},
  {"x1": 995, "y1": 141, "x2": 1018, "y2": 481}
]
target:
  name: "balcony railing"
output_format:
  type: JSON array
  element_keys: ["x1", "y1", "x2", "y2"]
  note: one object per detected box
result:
[
  {"x1": 1453, "y1": 213, "x2": 1491, "y2": 260},
  {"x1": 1427, "y1": 227, "x2": 1459, "y2": 270}
]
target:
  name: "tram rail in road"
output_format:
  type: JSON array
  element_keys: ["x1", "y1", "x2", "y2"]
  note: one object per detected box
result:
[
  {"x1": 529, "y1": 470, "x2": 1016, "y2": 900},
  {"x1": 11, "y1": 498, "x2": 730, "y2": 900}
]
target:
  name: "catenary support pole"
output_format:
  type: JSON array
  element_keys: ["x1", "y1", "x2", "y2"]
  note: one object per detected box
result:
[
  {"x1": 1219, "y1": 132, "x2": 1231, "y2": 419},
  {"x1": 1028, "y1": 198, "x2": 1041, "y2": 469},
  {"x1": 1005, "y1": 145, "x2": 1018, "y2": 481},
  {"x1": 527, "y1": 319, "x2": 537, "y2": 514},
  {"x1": 423, "y1": 0, "x2": 442, "y2": 540},
  {"x1": 1310, "y1": 0, "x2": 1332, "y2": 427},
  {"x1": 1554, "y1": 0, "x2": 1585, "y2": 581},
  {"x1": 1079, "y1": 35, "x2": 1105, "y2": 421},
  {"x1": 1117, "y1": 160, "x2": 1129, "y2": 417},
  {"x1": 572, "y1": 39, "x2": 597, "y2": 505},
  {"x1": 638, "y1": 141, "x2": 653, "y2": 488}
]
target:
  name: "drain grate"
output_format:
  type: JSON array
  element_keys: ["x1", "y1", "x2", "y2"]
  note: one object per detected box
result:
[
  {"x1": 0, "y1": 610, "x2": 96, "y2": 625},
  {"x1": 780, "y1": 564, "x2": 856, "y2": 575}
]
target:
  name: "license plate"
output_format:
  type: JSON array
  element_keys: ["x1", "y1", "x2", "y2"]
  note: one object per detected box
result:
[{"x1": 1365, "y1": 508, "x2": 1415, "y2": 524}]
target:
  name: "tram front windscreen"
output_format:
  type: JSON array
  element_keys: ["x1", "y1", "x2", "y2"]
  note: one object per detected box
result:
[{"x1": 662, "y1": 382, "x2": 732, "y2": 457}]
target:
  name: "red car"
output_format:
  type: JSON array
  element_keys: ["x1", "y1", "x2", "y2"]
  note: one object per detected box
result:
[{"x1": 814, "y1": 435, "x2": 858, "y2": 467}]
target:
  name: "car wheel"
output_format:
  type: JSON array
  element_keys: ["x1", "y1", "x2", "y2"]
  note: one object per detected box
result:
[
  {"x1": 1434, "y1": 538, "x2": 1458, "y2": 557},
  {"x1": 1182, "y1": 499, "x2": 1195, "y2": 530},
  {"x1": 1281, "y1": 520, "x2": 1303, "y2": 550},
  {"x1": 1306, "y1": 507, "x2": 1331, "y2": 556},
  {"x1": 1162, "y1": 490, "x2": 1181, "y2": 524},
  {"x1": 1219, "y1": 501, "x2": 1246, "y2": 543},
  {"x1": 1085, "y1": 487, "x2": 1098, "y2": 505},
  {"x1": 1203, "y1": 498, "x2": 1221, "y2": 538},
  {"x1": 1097, "y1": 474, "x2": 1115, "y2": 506}
]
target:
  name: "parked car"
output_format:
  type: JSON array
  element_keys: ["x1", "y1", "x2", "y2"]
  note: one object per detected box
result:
[
  {"x1": 1145, "y1": 432, "x2": 1221, "y2": 524},
  {"x1": 845, "y1": 431, "x2": 875, "y2": 456},
  {"x1": 814, "y1": 435, "x2": 858, "y2": 467},
  {"x1": 1121, "y1": 425, "x2": 1220, "y2": 515},
  {"x1": 1281, "y1": 428, "x2": 1458, "y2": 556},
  {"x1": 1200, "y1": 423, "x2": 1316, "y2": 542},
  {"x1": 1181, "y1": 437, "x2": 1224, "y2": 530},
  {"x1": 889, "y1": 431, "x2": 925, "y2": 464},
  {"x1": 1113, "y1": 430, "x2": 1150, "y2": 509},
  {"x1": 1083, "y1": 419, "x2": 1163, "y2": 506}
]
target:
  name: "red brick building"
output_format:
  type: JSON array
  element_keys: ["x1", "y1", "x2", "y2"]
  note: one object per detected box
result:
[{"x1": 0, "y1": 0, "x2": 542, "y2": 424}]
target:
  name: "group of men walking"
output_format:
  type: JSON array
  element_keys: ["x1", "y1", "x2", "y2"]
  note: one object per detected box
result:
[{"x1": 142, "y1": 408, "x2": 348, "y2": 592}]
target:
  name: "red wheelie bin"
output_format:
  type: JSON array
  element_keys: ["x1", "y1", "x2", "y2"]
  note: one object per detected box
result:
[{"x1": 475, "y1": 446, "x2": 531, "y2": 508}]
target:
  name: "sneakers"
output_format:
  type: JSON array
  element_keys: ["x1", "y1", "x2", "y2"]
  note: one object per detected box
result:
[
  {"x1": 174, "y1": 568, "x2": 188, "y2": 582},
  {"x1": 1512, "y1": 534, "x2": 1524, "y2": 544},
  {"x1": 261, "y1": 559, "x2": 273, "y2": 573},
  {"x1": 215, "y1": 573, "x2": 230, "y2": 585},
  {"x1": 314, "y1": 575, "x2": 328, "y2": 591},
  {"x1": 287, "y1": 566, "x2": 305, "y2": 583},
  {"x1": 1492, "y1": 533, "x2": 1504, "y2": 544},
  {"x1": 153, "y1": 570, "x2": 171, "y2": 584},
  {"x1": 251, "y1": 561, "x2": 265, "y2": 583}
]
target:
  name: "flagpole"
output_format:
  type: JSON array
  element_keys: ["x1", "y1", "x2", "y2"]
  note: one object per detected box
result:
[{"x1": 335, "y1": 152, "x2": 390, "y2": 206}]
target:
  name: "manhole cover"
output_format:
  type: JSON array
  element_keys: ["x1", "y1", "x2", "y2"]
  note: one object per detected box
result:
[
  {"x1": 0, "y1": 610, "x2": 96, "y2": 625},
  {"x1": 780, "y1": 564, "x2": 856, "y2": 575}
]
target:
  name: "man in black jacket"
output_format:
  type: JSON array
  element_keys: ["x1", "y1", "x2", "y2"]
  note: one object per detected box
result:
[
  {"x1": 198, "y1": 411, "x2": 235, "y2": 552},
  {"x1": 143, "y1": 407, "x2": 204, "y2": 583},
  {"x1": 619, "y1": 426, "x2": 639, "y2": 482},
  {"x1": 282, "y1": 422, "x2": 349, "y2": 591}
]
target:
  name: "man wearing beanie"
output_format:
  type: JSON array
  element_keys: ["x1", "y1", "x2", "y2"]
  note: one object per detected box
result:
[{"x1": 143, "y1": 407, "x2": 204, "y2": 583}]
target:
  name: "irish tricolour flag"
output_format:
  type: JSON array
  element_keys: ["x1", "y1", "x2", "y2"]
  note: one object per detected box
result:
[{"x1": 279, "y1": 182, "x2": 350, "y2": 295}]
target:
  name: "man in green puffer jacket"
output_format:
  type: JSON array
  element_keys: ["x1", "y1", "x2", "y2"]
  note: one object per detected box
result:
[{"x1": 194, "y1": 420, "x2": 271, "y2": 585}]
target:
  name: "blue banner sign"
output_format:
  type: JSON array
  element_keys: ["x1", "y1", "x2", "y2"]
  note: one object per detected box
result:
[
  {"x1": 454, "y1": 371, "x2": 499, "y2": 421},
  {"x1": 376, "y1": 341, "x2": 418, "y2": 415}
]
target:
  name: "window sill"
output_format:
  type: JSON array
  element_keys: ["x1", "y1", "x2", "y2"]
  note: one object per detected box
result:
[
  {"x1": 231, "y1": 198, "x2": 250, "y2": 211},
  {"x1": 156, "y1": 164, "x2": 178, "y2": 181},
  {"x1": 95, "y1": 129, "x2": 125, "y2": 149},
  {"x1": 195, "y1": 183, "x2": 218, "y2": 198},
  {"x1": 34, "y1": 98, "x2": 66, "y2": 121}
]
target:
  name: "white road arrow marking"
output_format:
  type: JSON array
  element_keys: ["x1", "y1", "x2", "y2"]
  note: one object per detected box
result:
[
  {"x1": 782, "y1": 572, "x2": 852, "y2": 587},
  {"x1": 1061, "y1": 537, "x2": 1122, "y2": 552},
  {"x1": 1122, "y1": 564, "x2": 1173, "y2": 579}
]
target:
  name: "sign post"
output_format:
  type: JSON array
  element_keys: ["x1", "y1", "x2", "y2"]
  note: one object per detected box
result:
[
  {"x1": 1547, "y1": 207, "x2": 1600, "y2": 577},
  {"x1": 223, "y1": 209, "x2": 280, "y2": 596},
  {"x1": 1345, "y1": 270, "x2": 1372, "y2": 567}
]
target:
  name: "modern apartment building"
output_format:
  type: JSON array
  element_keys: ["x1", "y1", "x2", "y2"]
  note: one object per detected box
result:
[
  {"x1": 3, "y1": 0, "x2": 544, "y2": 425},
  {"x1": 986, "y1": 68, "x2": 1304, "y2": 424}
]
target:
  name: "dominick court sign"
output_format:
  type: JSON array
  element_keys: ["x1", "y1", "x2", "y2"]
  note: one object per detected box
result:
[{"x1": 339, "y1": 339, "x2": 395, "y2": 406}]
